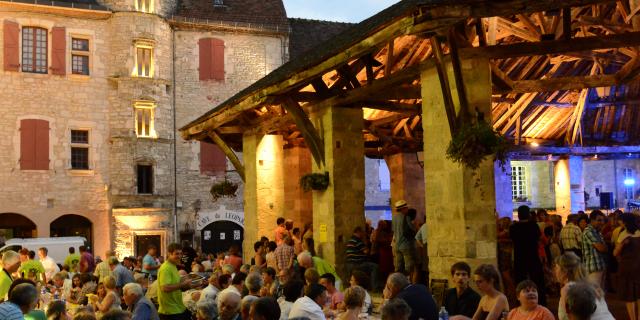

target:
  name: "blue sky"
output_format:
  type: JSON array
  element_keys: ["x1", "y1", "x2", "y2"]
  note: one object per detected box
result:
[{"x1": 282, "y1": 0, "x2": 400, "y2": 23}]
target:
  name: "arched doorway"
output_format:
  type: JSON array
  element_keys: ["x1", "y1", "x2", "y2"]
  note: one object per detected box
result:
[
  {"x1": 50, "y1": 215, "x2": 92, "y2": 248},
  {"x1": 200, "y1": 220, "x2": 243, "y2": 255},
  {"x1": 0, "y1": 213, "x2": 37, "y2": 241}
]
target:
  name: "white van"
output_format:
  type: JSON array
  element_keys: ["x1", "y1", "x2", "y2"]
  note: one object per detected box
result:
[{"x1": 0, "y1": 237, "x2": 87, "y2": 264}]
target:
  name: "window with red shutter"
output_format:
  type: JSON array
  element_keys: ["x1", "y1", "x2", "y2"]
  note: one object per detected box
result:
[
  {"x1": 198, "y1": 38, "x2": 224, "y2": 81},
  {"x1": 3, "y1": 20, "x2": 20, "y2": 72},
  {"x1": 20, "y1": 119, "x2": 49, "y2": 170},
  {"x1": 200, "y1": 141, "x2": 226, "y2": 176},
  {"x1": 51, "y1": 27, "x2": 66, "y2": 75}
]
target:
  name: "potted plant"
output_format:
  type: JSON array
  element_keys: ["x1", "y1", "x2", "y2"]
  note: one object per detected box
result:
[
  {"x1": 300, "y1": 172, "x2": 330, "y2": 192},
  {"x1": 446, "y1": 121, "x2": 510, "y2": 171},
  {"x1": 210, "y1": 179, "x2": 238, "y2": 200}
]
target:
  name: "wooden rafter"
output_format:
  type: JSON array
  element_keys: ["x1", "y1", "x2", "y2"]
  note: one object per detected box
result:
[{"x1": 281, "y1": 98, "x2": 325, "y2": 167}]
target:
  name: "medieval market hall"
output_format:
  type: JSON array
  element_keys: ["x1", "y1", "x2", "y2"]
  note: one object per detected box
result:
[{"x1": 2, "y1": 0, "x2": 640, "y2": 318}]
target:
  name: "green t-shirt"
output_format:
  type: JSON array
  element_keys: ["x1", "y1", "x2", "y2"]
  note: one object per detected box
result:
[
  {"x1": 0, "y1": 270, "x2": 12, "y2": 300},
  {"x1": 19, "y1": 260, "x2": 45, "y2": 281},
  {"x1": 25, "y1": 310, "x2": 46, "y2": 320},
  {"x1": 157, "y1": 261, "x2": 185, "y2": 315},
  {"x1": 64, "y1": 253, "x2": 81, "y2": 272}
]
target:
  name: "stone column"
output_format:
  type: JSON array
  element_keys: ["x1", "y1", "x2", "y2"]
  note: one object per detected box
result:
[
  {"x1": 283, "y1": 146, "x2": 313, "y2": 227},
  {"x1": 242, "y1": 133, "x2": 261, "y2": 260},
  {"x1": 554, "y1": 156, "x2": 584, "y2": 216},
  {"x1": 311, "y1": 106, "x2": 365, "y2": 280},
  {"x1": 421, "y1": 57, "x2": 497, "y2": 280},
  {"x1": 256, "y1": 135, "x2": 285, "y2": 239},
  {"x1": 385, "y1": 153, "x2": 426, "y2": 223},
  {"x1": 494, "y1": 159, "x2": 513, "y2": 218}
]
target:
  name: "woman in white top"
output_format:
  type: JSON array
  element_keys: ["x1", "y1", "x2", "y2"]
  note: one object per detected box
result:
[
  {"x1": 90, "y1": 276, "x2": 122, "y2": 318},
  {"x1": 554, "y1": 252, "x2": 614, "y2": 320}
]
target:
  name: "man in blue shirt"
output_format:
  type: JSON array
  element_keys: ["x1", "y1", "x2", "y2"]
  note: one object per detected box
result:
[
  {"x1": 109, "y1": 256, "x2": 135, "y2": 290},
  {"x1": 142, "y1": 245, "x2": 160, "y2": 281},
  {"x1": 0, "y1": 283, "x2": 38, "y2": 320},
  {"x1": 124, "y1": 282, "x2": 159, "y2": 320}
]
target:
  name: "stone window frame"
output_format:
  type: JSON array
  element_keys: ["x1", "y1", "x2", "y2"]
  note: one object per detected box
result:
[
  {"x1": 511, "y1": 165, "x2": 528, "y2": 201},
  {"x1": 70, "y1": 35, "x2": 91, "y2": 76},
  {"x1": 131, "y1": 230, "x2": 166, "y2": 257},
  {"x1": 69, "y1": 128, "x2": 92, "y2": 171},
  {"x1": 134, "y1": 100, "x2": 157, "y2": 138},
  {"x1": 132, "y1": 39, "x2": 155, "y2": 78},
  {"x1": 134, "y1": 0, "x2": 154, "y2": 13}
]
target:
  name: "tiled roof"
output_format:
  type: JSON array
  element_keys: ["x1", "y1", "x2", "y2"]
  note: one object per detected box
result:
[
  {"x1": 175, "y1": 0, "x2": 289, "y2": 31},
  {"x1": 288, "y1": 18, "x2": 354, "y2": 59}
]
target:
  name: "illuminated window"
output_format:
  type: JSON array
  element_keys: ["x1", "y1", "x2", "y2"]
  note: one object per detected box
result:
[
  {"x1": 70, "y1": 130, "x2": 90, "y2": 170},
  {"x1": 135, "y1": 0, "x2": 153, "y2": 13},
  {"x1": 511, "y1": 166, "x2": 527, "y2": 201},
  {"x1": 22, "y1": 27, "x2": 48, "y2": 73},
  {"x1": 624, "y1": 168, "x2": 635, "y2": 200},
  {"x1": 71, "y1": 38, "x2": 90, "y2": 75},
  {"x1": 134, "y1": 101, "x2": 156, "y2": 138},
  {"x1": 133, "y1": 45, "x2": 153, "y2": 78}
]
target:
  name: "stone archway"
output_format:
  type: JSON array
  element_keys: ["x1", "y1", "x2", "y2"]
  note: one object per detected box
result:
[
  {"x1": 0, "y1": 213, "x2": 37, "y2": 240},
  {"x1": 50, "y1": 214, "x2": 93, "y2": 248}
]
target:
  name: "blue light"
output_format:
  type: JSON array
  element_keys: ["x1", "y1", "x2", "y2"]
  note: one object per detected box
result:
[{"x1": 624, "y1": 178, "x2": 636, "y2": 186}]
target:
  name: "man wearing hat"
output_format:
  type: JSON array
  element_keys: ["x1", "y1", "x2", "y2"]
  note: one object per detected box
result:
[{"x1": 392, "y1": 200, "x2": 416, "y2": 275}]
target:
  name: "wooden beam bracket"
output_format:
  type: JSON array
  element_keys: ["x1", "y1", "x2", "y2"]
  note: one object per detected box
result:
[
  {"x1": 282, "y1": 98, "x2": 326, "y2": 168},
  {"x1": 207, "y1": 130, "x2": 246, "y2": 182}
]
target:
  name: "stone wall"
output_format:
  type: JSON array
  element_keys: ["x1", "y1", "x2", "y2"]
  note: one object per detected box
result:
[
  {"x1": 583, "y1": 159, "x2": 640, "y2": 209},
  {"x1": 511, "y1": 160, "x2": 555, "y2": 209},
  {"x1": 0, "y1": 12, "x2": 112, "y2": 255},
  {"x1": 364, "y1": 158, "x2": 391, "y2": 225}
]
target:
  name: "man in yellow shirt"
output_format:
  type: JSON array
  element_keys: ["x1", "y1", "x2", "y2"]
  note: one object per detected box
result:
[
  {"x1": 18, "y1": 249, "x2": 46, "y2": 284},
  {"x1": 158, "y1": 243, "x2": 194, "y2": 319},
  {"x1": 0, "y1": 250, "x2": 20, "y2": 301}
]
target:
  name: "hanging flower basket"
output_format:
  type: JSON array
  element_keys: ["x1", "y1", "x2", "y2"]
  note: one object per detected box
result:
[
  {"x1": 300, "y1": 172, "x2": 330, "y2": 192},
  {"x1": 210, "y1": 180, "x2": 238, "y2": 200},
  {"x1": 446, "y1": 121, "x2": 510, "y2": 170}
]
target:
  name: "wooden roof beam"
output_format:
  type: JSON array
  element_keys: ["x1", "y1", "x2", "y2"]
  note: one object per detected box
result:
[
  {"x1": 282, "y1": 98, "x2": 325, "y2": 167},
  {"x1": 495, "y1": 74, "x2": 619, "y2": 93},
  {"x1": 460, "y1": 31, "x2": 640, "y2": 60},
  {"x1": 207, "y1": 130, "x2": 245, "y2": 182}
]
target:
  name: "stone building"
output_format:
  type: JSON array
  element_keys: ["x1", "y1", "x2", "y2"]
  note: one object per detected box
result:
[{"x1": 0, "y1": 0, "x2": 290, "y2": 257}]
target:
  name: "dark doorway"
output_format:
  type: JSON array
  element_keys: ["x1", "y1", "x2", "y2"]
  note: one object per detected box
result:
[
  {"x1": 50, "y1": 215, "x2": 92, "y2": 248},
  {"x1": 200, "y1": 221, "x2": 243, "y2": 255},
  {"x1": 0, "y1": 213, "x2": 37, "y2": 240},
  {"x1": 135, "y1": 234, "x2": 161, "y2": 257}
]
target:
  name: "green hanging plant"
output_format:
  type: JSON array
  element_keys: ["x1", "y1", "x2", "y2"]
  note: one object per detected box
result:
[
  {"x1": 446, "y1": 121, "x2": 510, "y2": 170},
  {"x1": 210, "y1": 179, "x2": 238, "y2": 200},
  {"x1": 300, "y1": 172, "x2": 330, "y2": 192}
]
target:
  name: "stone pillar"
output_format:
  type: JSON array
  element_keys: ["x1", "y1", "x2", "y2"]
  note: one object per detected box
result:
[
  {"x1": 311, "y1": 106, "x2": 365, "y2": 280},
  {"x1": 242, "y1": 133, "x2": 261, "y2": 260},
  {"x1": 385, "y1": 153, "x2": 426, "y2": 223},
  {"x1": 256, "y1": 135, "x2": 285, "y2": 239},
  {"x1": 494, "y1": 159, "x2": 513, "y2": 218},
  {"x1": 283, "y1": 146, "x2": 313, "y2": 228},
  {"x1": 554, "y1": 156, "x2": 584, "y2": 217},
  {"x1": 421, "y1": 57, "x2": 497, "y2": 280}
]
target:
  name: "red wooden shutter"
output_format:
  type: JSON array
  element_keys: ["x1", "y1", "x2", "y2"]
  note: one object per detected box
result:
[
  {"x1": 200, "y1": 141, "x2": 226, "y2": 175},
  {"x1": 198, "y1": 38, "x2": 212, "y2": 80},
  {"x1": 211, "y1": 38, "x2": 225, "y2": 81},
  {"x1": 3, "y1": 20, "x2": 20, "y2": 72},
  {"x1": 20, "y1": 119, "x2": 49, "y2": 170},
  {"x1": 51, "y1": 27, "x2": 66, "y2": 75},
  {"x1": 34, "y1": 120, "x2": 50, "y2": 169}
]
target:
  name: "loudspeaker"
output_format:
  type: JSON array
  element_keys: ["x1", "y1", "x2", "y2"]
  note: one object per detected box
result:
[{"x1": 600, "y1": 192, "x2": 614, "y2": 209}]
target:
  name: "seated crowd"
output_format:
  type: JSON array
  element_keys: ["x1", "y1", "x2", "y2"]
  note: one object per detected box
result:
[{"x1": 0, "y1": 211, "x2": 636, "y2": 320}]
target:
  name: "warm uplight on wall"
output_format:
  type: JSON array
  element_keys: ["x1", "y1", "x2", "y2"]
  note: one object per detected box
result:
[
  {"x1": 624, "y1": 178, "x2": 636, "y2": 186},
  {"x1": 593, "y1": 154, "x2": 598, "y2": 159},
  {"x1": 531, "y1": 142, "x2": 539, "y2": 147}
]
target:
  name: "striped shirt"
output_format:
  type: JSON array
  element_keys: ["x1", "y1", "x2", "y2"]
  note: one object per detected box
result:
[
  {"x1": 345, "y1": 235, "x2": 368, "y2": 263},
  {"x1": 0, "y1": 301, "x2": 24, "y2": 320},
  {"x1": 560, "y1": 223, "x2": 582, "y2": 250},
  {"x1": 581, "y1": 225, "x2": 606, "y2": 273}
]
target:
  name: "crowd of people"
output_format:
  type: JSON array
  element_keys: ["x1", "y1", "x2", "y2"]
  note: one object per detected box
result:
[{"x1": 0, "y1": 202, "x2": 639, "y2": 320}]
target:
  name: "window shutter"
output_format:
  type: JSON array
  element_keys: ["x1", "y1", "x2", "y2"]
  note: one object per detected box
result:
[
  {"x1": 198, "y1": 38, "x2": 212, "y2": 80},
  {"x1": 211, "y1": 38, "x2": 225, "y2": 81},
  {"x1": 20, "y1": 120, "x2": 37, "y2": 170},
  {"x1": 200, "y1": 141, "x2": 226, "y2": 175},
  {"x1": 51, "y1": 27, "x2": 66, "y2": 75},
  {"x1": 34, "y1": 120, "x2": 50, "y2": 169},
  {"x1": 3, "y1": 20, "x2": 20, "y2": 72}
]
